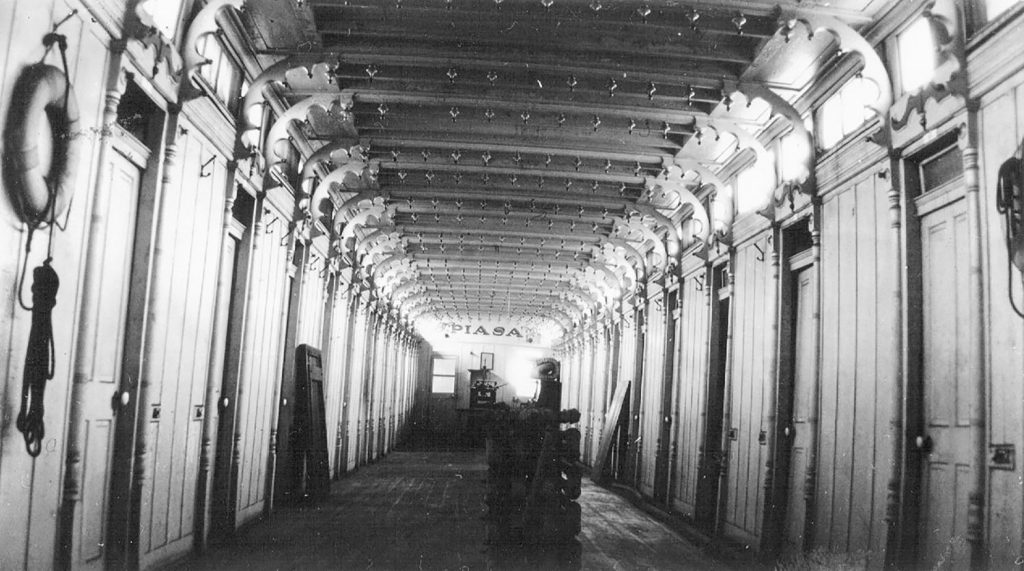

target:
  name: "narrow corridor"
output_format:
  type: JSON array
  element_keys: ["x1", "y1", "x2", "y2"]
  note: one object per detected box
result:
[{"x1": 182, "y1": 450, "x2": 726, "y2": 570}]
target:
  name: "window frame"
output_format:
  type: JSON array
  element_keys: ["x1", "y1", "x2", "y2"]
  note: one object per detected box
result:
[
  {"x1": 896, "y1": 16, "x2": 937, "y2": 95},
  {"x1": 813, "y1": 75, "x2": 876, "y2": 153},
  {"x1": 431, "y1": 356, "x2": 457, "y2": 394},
  {"x1": 194, "y1": 32, "x2": 245, "y2": 116},
  {"x1": 734, "y1": 149, "x2": 776, "y2": 216}
]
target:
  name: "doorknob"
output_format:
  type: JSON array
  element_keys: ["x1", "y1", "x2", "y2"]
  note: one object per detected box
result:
[
  {"x1": 914, "y1": 434, "x2": 933, "y2": 453},
  {"x1": 112, "y1": 390, "x2": 130, "y2": 410}
]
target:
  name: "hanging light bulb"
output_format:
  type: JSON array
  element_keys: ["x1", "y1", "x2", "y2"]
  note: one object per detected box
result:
[{"x1": 732, "y1": 12, "x2": 747, "y2": 35}]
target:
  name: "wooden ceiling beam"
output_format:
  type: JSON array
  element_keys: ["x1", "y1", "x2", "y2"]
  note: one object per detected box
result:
[
  {"x1": 360, "y1": 136, "x2": 669, "y2": 164},
  {"x1": 422, "y1": 280, "x2": 576, "y2": 291},
  {"x1": 351, "y1": 131, "x2": 676, "y2": 160},
  {"x1": 415, "y1": 269, "x2": 576, "y2": 281},
  {"x1": 381, "y1": 224, "x2": 608, "y2": 242},
  {"x1": 379, "y1": 161, "x2": 646, "y2": 185},
  {"x1": 324, "y1": 47, "x2": 746, "y2": 86},
  {"x1": 308, "y1": 2, "x2": 780, "y2": 39},
  {"x1": 318, "y1": 32, "x2": 755, "y2": 69},
  {"x1": 384, "y1": 186, "x2": 642, "y2": 207},
  {"x1": 414, "y1": 254, "x2": 589, "y2": 268},
  {"x1": 313, "y1": 78, "x2": 722, "y2": 114},
  {"x1": 349, "y1": 118, "x2": 684, "y2": 154},
  {"x1": 343, "y1": 90, "x2": 717, "y2": 126}
]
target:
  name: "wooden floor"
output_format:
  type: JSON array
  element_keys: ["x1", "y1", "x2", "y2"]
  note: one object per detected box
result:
[{"x1": 183, "y1": 450, "x2": 729, "y2": 570}]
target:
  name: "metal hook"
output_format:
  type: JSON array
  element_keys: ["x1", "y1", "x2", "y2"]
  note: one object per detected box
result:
[{"x1": 199, "y1": 155, "x2": 215, "y2": 178}]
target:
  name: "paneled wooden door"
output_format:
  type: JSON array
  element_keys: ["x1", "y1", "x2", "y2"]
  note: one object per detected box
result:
[
  {"x1": 782, "y1": 259, "x2": 816, "y2": 556},
  {"x1": 72, "y1": 145, "x2": 143, "y2": 570},
  {"x1": 427, "y1": 356, "x2": 458, "y2": 445},
  {"x1": 915, "y1": 179, "x2": 973, "y2": 568}
]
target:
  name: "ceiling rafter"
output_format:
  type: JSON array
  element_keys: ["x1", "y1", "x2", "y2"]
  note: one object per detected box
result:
[{"x1": 231, "y1": 0, "x2": 898, "y2": 339}]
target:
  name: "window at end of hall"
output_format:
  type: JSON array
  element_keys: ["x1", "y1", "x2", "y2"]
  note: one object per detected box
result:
[{"x1": 431, "y1": 357, "x2": 457, "y2": 393}]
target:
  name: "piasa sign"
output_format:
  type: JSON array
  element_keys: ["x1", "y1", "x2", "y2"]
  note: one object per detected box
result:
[{"x1": 446, "y1": 323, "x2": 526, "y2": 338}]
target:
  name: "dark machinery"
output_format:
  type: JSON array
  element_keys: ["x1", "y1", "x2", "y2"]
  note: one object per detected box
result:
[
  {"x1": 483, "y1": 358, "x2": 582, "y2": 565},
  {"x1": 469, "y1": 368, "x2": 498, "y2": 408}
]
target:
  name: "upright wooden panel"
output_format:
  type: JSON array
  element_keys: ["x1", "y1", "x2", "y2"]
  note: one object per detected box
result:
[
  {"x1": 722, "y1": 240, "x2": 771, "y2": 544},
  {"x1": 139, "y1": 133, "x2": 227, "y2": 567},
  {"x1": 578, "y1": 337, "x2": 594, "y2": 459},
  {"x1": 617, "y1": 315, "x2": 637, "y2": 395},
  {"x1": 295, "y1": 256, "x2": 326, "y2": 349},
  {"x1": 672, "y1": 269, "x2": 710, "y2": 517},
  {"x1": 587, "y1": 332, "x2": 610, "y2": 465},
  {"x1": 0, "y1": 4, "x2": 109, "y2": 568},
  {"x1": 323, "y1": 282, "x2": 352, "y2": 477},
  {"x1": 234, "y1": 205, "x2": 289, "y2": 526},
  {"x1": 813, "y1": 171, "x2": 895, "y2": 561},
  {"x1": 639, "y1": 294, "x2": 666, "y2": 497},
  {"x1": 346, "y1": 303, "x2": 369, "y2": 471},
  {"x1": 782, "y1": 265, "x2": 816, "y2": 555},
  {"x1": 977, "y1": 80, "x2": 1024, "y2": 567}
]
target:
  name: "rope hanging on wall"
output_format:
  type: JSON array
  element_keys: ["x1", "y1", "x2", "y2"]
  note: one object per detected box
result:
[
  {"x1": 16, "y1": 258, "x2": 59, "y2": 457},
  {"x1": 996, "y1": 137, "x2": 1024, "y2": 319},
  {"x1": 3, "y1": 16, "x2": 78, "y2": 456}
]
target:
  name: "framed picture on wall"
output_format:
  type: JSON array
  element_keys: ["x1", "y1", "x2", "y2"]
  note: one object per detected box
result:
[{"x1": 480, "y1": 352, "x2": 494, "y2": 370}]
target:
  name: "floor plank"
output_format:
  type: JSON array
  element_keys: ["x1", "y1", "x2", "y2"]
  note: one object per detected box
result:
[{"x1": 182, "y1": 450, "x2": 729, "y2": 570}]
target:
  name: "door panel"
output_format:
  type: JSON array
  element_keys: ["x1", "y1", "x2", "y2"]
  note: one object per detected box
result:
[
  {"x1": 640, "y1": 298, "x2": 666, "y2": 496},
  {"x1": 918, "y1": 193, "x2": 973, "y2": 568},
  {"x1": 140, "y1": 144, "x2": 226, "y2": 567},
  {"x1": 696, "y1": 288, "x2": 729, "y2": 531},
  {"x1": 427, "y1": 357, "x2": 458, "y2": 444},
  {"x1": 783, "y1": 266, "x2": 815, "y2": 555},
  {"x1": 75, "y1": 149, "x2": 141, "y2": 570}
]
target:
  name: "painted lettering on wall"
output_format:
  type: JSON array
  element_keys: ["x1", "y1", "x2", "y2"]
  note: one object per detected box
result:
[{"x1": 448, "y1": 324, "x2": 523, "y2": 337}]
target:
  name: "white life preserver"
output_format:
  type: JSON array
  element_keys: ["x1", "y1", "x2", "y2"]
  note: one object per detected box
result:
[{"x1": 2, "y1": 63, "x2": 80, "y2": 225}]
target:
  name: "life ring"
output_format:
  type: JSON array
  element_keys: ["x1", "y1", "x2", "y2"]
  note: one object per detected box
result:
[{"x1": 2, "y1": 63, "x2": 80, "y2": 225}]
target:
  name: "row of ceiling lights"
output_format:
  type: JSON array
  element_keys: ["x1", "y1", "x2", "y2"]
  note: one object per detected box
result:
[
  {"x1": 405, "y1": 211, "x2": 606, "y2": 230},
  {"x1": 393, "y1": 173, "x2": 637, "y2": 196},
  {"x1": 395, "y1": 172, "x2": 636, "y2": 192},
  {"x1": 387, "y1": 149, "x2": 655, "y2": 173},
  {"x1": 365, "y1": 67, "x2": 734, "y2": 106},
  {"x1": 421, "y1": 244, "x2": 589, "y2": 257},
  {"x1": 365, "y1": 1, "x2": 747, "y2": 33},
  {"x1": 401, "y1": 209, "x2": 606, "y2": 229},
  {"x1": 402, "y1": 198, "x2": 612, "y2": 218},
  {"x1": 420, "y1": 234, "x2": 589, "y2": 246},
  {"x1": 373, "y1": 103, "x2": 698, "y2": 138}
]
